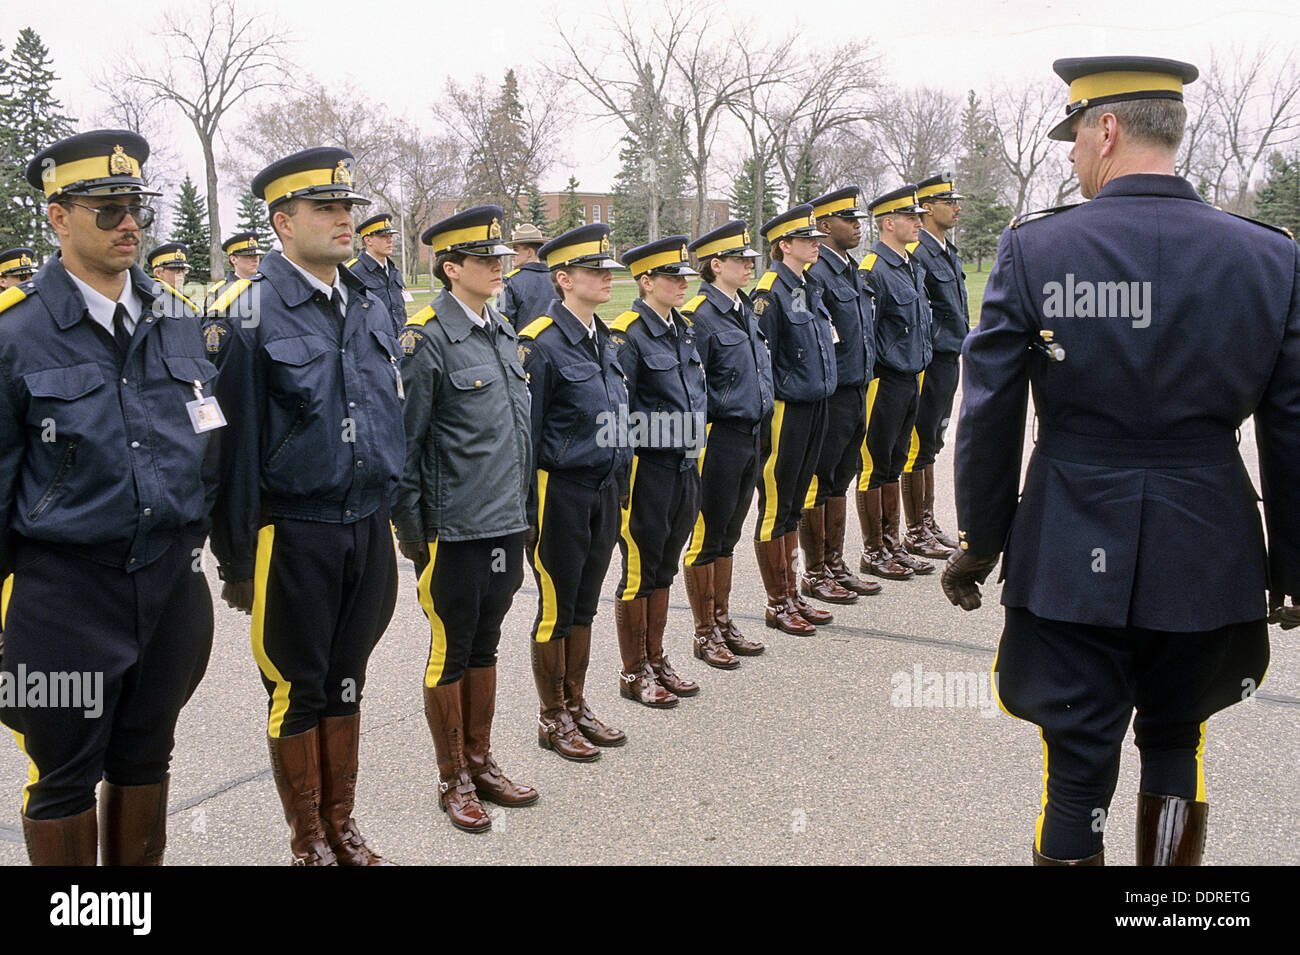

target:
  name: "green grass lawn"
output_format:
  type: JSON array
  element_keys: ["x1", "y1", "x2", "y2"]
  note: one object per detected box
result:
[{"x1": 404, "y1": 268, "x2": 992, "y2": 328}]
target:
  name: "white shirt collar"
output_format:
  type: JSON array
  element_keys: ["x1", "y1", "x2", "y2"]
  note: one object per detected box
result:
[
  {"x1": 819, "y1": 244, "x2": 848, "y2": 265},
  {"x1": 283, "y1": 254, "x2": 348, "y2": 310},
  {"x1": 451, "y1": 292, "x2": 489, "y2": 328},
  {"x1": 923, "y1": 227, "x2": 947, "y2": 252},
  {"x1": 66, "y1": 269, "x2": 141, "y2": 336}
]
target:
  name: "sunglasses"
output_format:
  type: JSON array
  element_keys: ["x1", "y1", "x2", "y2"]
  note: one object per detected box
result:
[{"x1": 65, "y1": 201, "x2": 156, "y2": 230}]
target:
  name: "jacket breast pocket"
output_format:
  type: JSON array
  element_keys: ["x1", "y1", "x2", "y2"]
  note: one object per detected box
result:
[
  {"x1": 886, "y1": 282, "x2": 919, "y2": 308},
  {"x1": 161, "y1": 354, "x2": 218, "y2": 392},
  {"x1": 448, "y1": 362, "x2": 502, "y2": 396},
  {"x1": 264, "y1": 335, "x2": 335, "y2": 405},
  {"x1": 714, "y1": 329, "x2": 749, "y2": 348},
  {"x1": 23, "y1": 363, "x2": 108, "y2": 435}
]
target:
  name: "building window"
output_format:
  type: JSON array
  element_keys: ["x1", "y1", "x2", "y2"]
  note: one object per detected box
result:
[{"x1": 593, "y1": 203, "x2": 601, "y2": 223}]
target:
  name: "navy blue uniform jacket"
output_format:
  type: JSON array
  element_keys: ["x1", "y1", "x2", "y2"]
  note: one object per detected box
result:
[
  {"x1": 498, "y1": 262, "x2": 556, "y2": 328},
  {"x1": 956, "y1": 174, "x2": 1300, "y2": 631}
]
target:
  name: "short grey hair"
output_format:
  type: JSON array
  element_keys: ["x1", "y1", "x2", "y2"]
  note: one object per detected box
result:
[{"x1": 1079, "y1": 97, "x2": 1187, "y2": 151}]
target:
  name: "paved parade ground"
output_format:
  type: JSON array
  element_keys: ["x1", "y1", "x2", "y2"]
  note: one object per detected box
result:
[{"x1": 0, "y1": 387, "x2": 1295, "y2": 867}]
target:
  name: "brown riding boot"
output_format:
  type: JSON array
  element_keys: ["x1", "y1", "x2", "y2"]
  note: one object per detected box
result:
[
  {"x1": 856, "y1": 487, "x2": 912, "y2": 579},
  {"x1": 922, "y1": 465, "x2": 958, "y2": 548},
  {"x1": 463, "y1": 665, "x2": 538, "y2": 806},
  {"x1": 423, "y1": 681, "x2": 491, "y2": 833},
  {"x1": 318, "y1": 714, "x2": 394, "y2": 865},
  {"x1": 902, "y1": 471, "x2": 952, "y2": 558},
  {"x1": 683, "y1": 562, "x2": 739, "y2": 669},
  {"x1": 755, "y1": 538, "x2": 815, "y2": 634},
  {"x1": 824, "y1": 495, "x2": 880, "y2": 595},
  {"x1": 713, "y1": 555, "x2": 764, "y2": 654},
  {"x1": 532, "y1": 637, "x2": 601, "y2": 761},
  {"x1": 647, "y1": 586, "x2": 699, "y2": 695},
  {"x1": 23, "y1": 806, "x2": 98, "y2": 866},
  {"x1": 268, "y1": 726, "x2": 338, "y2": 864},
  {"x1": 883, "y1": 482, "x2": 934, "y2": 575},
  {"x1": 1032, "y1": 846, "x2": 1105, "y2": 866},
  {"x1": 99, "y1": 776, "x2": 168, "y2": 866},
  {"x1": 799, "y1": 505, "x2": 858, "y2": 604},
  {"x1": 564, "y1": 624, "x2": 625, "y2": 746},
  {"x1": 1137, "y1": 793, "x2": 1208, "y2": 865},
  {"x1": 785, "y1": 529, "x2": 832, "y2": 624},
  {"x1": 615, "y1": 597, "x2": 678, "y2": 707}
]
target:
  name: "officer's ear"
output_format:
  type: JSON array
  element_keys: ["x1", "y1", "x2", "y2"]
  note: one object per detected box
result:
[{"x1": 47, "y1": 199, "x2": 72, "y2": 239}]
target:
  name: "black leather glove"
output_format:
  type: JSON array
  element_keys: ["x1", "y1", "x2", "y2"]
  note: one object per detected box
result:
[
  {"x1": 940, "y1": 549, "x2": 1001, "y2": 611},
  {"x1": 398, "y1": 540, "x2": 430, "y2": 576},
  {"x1": 1268, "y1": 593, "x2": 1300, "y2": 630}
]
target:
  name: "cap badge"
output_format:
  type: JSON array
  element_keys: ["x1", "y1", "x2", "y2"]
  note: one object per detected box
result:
[
  {"x1": 489, "y1": 217, "x2": 502, "y2": 239},
  {"x1": 680, "y1": 244, "x2": 688, "y2": 260},
  {"x1": 807, "y1": 214, "x2": 816, "y2": 228},
  {"x1": 109, "y1": 145, "x2": 132, "y2": 176},
  {"x1": 743, "y1": 228, "x2": 750, "y2": 245},
  {"x1": 332, "y1": 160, "x2": 352, "y2": 186},
  {"x1": 600, "y1": 234, "x2": 610, "y2": 253},
  {"x1": 19, "y1": 254, "x2": 32, "y2": 267}
]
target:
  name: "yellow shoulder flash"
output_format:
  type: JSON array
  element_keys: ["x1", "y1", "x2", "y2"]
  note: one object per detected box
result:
[
  {"x1": 506, "y1": 267, "x2": 521, "y2": 278},
  {"x1": 208, "y1": 278, "x2": 253, "y2": 315},
  {"x1": 905, "y1": 241, "x2": 919, "y2": 254},
  {"x1": 0, "y1": 286, "x2": 28, "y2": 314},
  {"x1": 345, "y1": 257, "x2": 359, "y2": 268},
  {"x1": 756, "y1": 270, "x2": 778, "y2": 292},
  {"x1": 610, "y1": 310, "x2": 639, "y2": 333},
  {"x1": 520, "y1": 315, "x2": 554, "y2": 340},
  {"x1": 682, "y1": 294, "x2": 705, "y2": 314},
  {"x1": 408, "y1": 305, "x2": 437, "y2": 327},
  {"x1": 860, "y1": 253, "x2": 878, "y2": 272}
]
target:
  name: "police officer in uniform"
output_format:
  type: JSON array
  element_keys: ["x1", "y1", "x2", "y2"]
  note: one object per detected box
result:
[
  {"x1": 752, "y1": 205, "x2": 837, "y2": 634},
  {"x1": 498, "y1": 223, "x2": 554, "y2": 327},
  {"x1": 610, "y1": 236, "x2": 710, "y2": 704},
  {"x1": 942, "y1": 56, "x2": 1300, "y2": 865},
  {"x1": 211, "y1": 147, "x2": 404, "y2": 866},
  {"x1": 205, "y1": 231, "x2": 262, "y2": 308},
  {"x1": 518, "y1": 223, "x2": 631, "y2": 759},
  {"x1": 0, "y1": 130, "x2": 215, "y2": 865},
  {"x1": 803, "y1": 187, "x2": 880, "y2": 602},
  {"x1": 346, "y1": 212, "x2": 408, "y2": 334},
  {"x1": 0, "y1": 248, "x2": 37, "y2": 290},
  {"x1": 901, "y1": 173, "x2": 968, "y2": 557},
  {"x1": 856, "y1": 186, "x2": 935, "y2": 581},
  {"x1": 146, "y1": 242, "x2": 192, "y2": 293},
  {"x1": 393, "y1": 206, "x2": 536, "y2": 831},
  {"x1": 681, "y1": 221, "x2": 772, "y2": 659}
]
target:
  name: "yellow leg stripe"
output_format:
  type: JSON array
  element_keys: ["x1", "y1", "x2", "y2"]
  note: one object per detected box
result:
[
  {"x1": 0, "y1": 573, "x2": 12, "y2": 629},
  {"x1": 856, "y1": 378, "x2": 881, "y2": 491},
  {"x1": 989, "y1": 638, "x2": 1018, "y2": 720},
  {"x1": 418, "y1": 539, "x2": 448, "y2": 685},
  {"x1": 618, "y1": 456, "x2": 643, "y2": 600},
  {"x1": 1194, "y1": 721, "x2": 1207, "y2": 802},
  {"x1": 1034, "y1": 731, "x2": 1049, "y2": 852},
  {"x1": 683, "y1": 424, "x2": 712, "y2": 566},
  {"x1": 758, "y1": 400, "x2": 786, "y2": 541},
  {"x1": 903, "y1": 371, "x2": 925, "y2": 473},
  {"x1": 10, "y1": 730, "x2": 39, "y2": 815},
  {"x1": 533, "y1": 470, "x2": 559, "y2": 643},
  {"x1": 803, "y1": 474, "x2": 819, "y2": 511},
  {"x1": 250, "y1": 524, "x2": 294, "y2": 739}
]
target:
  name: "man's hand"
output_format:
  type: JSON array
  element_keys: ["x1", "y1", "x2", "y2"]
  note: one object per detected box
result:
[
  {"x1": 221, "y1": 579, "x2": 255, "y2": 614},
  {"x1": 524, "y1": 525, "x2": 538, "y2": 550},
  {"x1": 940, "y1": 549, "x2": 1001, "y2": 611},
  {"x1": 398, "y1": 540, "x2": 430, "y2": 575},
  {"x1": 1269, "y1": 593, "x2": 1300, "y2": 630}
]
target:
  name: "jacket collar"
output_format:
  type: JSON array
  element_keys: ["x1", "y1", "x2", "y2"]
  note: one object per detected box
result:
[
  {"x1": 431, "y1": 288, "x2": 512, "y2": 343},
  {"x1": 916, "y1": 228, "x2": 952, "y2": 256},
  {"x1": 817, "y1": 244, "x2": 853, "y2": 274},
  {"x1": 1094, "y1": 173, "x2": 1203, "y2": 202},
  {"x1": 773, "y1": 259, "x2": 807, "y2": 290},
  {"x1": 699, "y1": 280, "x2": 742, "y2": 315},
  {"x1": 632, "y1": 297, "x2": 679, "y2": 337},
  {"x1": 41, "y1": 256, "x2": 163, "y2": 331},
  {"x1": 551, "y1": 302, "x2": 595, "y2": 345},
  {"x1": 870, "y1": 240, "x2": 907, "y2": 268},
  {"x1": 261, "y1": 249, "x2": 366, "y2": 308},
  {"x1": 521, "y1": 261, "x2": 549, "y2": 272}
]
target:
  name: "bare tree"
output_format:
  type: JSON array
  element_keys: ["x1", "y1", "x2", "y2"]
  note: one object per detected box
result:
[
  {"x1": 872, "y1": 86, "x2": 962, "y2": 184},
  {"x1": 988, "y1": 79, "x2": 1072, "y2": 214},
  {"x1": 387, "y1": 130, "x2": 468, "y2": 282},
  {"x1": 115, "y1": 0, "x2": 291, "y2": 274},
  {"x1": 91, "y1": 72, "x2": 183, "y2": 241},
  {"x1": 551, "y1": 0, "x2": 702, "y2": 240}
]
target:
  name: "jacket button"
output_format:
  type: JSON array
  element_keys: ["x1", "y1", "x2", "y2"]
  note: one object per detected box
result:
[
  {"x1": 356, "y1": 460, "x2": 364, "y2": 468},
  {"x1": 143, "y1": 508, "x2": 152, "y2": 516},
  {"x1": 475, "y1": 380, "x2": 482, "y2": 387},
  {"x1": 131, "y1": 441, "x2": 141, "y2": 449}
]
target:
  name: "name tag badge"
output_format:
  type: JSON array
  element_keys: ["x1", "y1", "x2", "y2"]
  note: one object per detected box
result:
[
  {"x1": 830, "y1": 321, "x2": 841, "y2": 344},
  {"x1": 392, "y1": 357, "x2": 405, "y2": 400},
  {"x1": 401, "y1": 290, "x2": 414, "y2": 302},
  {"x1": 187, "y1": 380, "x2": 226, "y2": 433}
]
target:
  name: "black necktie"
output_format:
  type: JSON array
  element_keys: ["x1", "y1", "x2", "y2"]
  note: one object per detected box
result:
[
  {"x1": 330, "y1": 288, "x2": 345, "y2": 321},
  {"x1": 112, "y1": 303, "x2": 132, "y2": 356}
]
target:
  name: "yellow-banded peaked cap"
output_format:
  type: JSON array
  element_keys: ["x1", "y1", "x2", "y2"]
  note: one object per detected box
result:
[
  {"x1": 420, "y1": 205, "x2": 513, "y2": 256},
  {"x1": 689, "y1": 220, "x2": 760, "y2": 259},
  {"x1": 762, "y1": 204, "x2": 822, "y2": 244},
  {"x1": 252, "y1": 147, "x2": 371, "y2": 208},
  {"x1": 621, "y1": 235, "x2": 698, "y2": 277},
  {"x1": 26, "y1": 129, "x2": 160, "y2": 200},
  {"x1": 1048, "y1": 55, "x2": 1199, "y2": 141},
  {"x1": 538, "y1": 223, "x2": 623, "y2": 270}
]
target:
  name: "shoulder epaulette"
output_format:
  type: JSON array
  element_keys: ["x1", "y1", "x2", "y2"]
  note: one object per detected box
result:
[
  {"x1": 1225, "y1": 211, "x2": 1294, "y2": 240},
  {"x1": 682, "y1": 294, "x2": 706, "y2": 314},
  {"x1": 520, "y1": 315, "x2": 553, "y2": 339},
  {"x1": 506, "y1": 267, "x2": 521, "y2": 278},
  {"x1": 408, "y1": 305, "x2": 436, "y2": 327},
  {"x1": 208, "y1": 278, "x2": 253, "y2": 314},
  {"x1": 860, "y1": 253, "x2": 878, "y2": 272},
  {"x1": 0, "y1": 285, "x2": 30, "y2": 314},
  {"x1": 756, "y1": 270, "x2": 778, "y2": 292},
  {"x1": 1010, "y1": 203, "x2": 1081, "y2": 229},
  {"x1": 160, "y1": 283, "x2": 198, "y2": 312},
  {"x1": 345, "y1": 256, "x2": 359, "y2": 268},
  {"x1": 206, "y1": 279, "x2": 224, "y2": 293},
  {"x1": 905, "y1": 241, "x2": 920, "y2": 254},
  {"x1": 610, "y1": 310, "x2": 640, "y2": 332}
]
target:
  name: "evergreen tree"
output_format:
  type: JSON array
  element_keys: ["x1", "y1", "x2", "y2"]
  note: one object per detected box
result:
[
  {"x1": 1254, "y1": 151, "x2": 1300, "y2": 241},
  {"x1": 955, "y1": 90, "x2": 1014, "y2": 270},
  {"x1": 525, "y1": 185, "x2": 550, "y2": 233},
  {"x1": 610, "y1": 132, "x2": 689, "y2": 250},
  {"x1": 0, "y1": 40, "x2": 28, "y2": 250},
  {"x1": 789, "y1": 151, "x2": 820, "y2": 205},
  {"x1": 169, "y1": 174, "x2": 212, "y2": 284},
  {"x1": 728, "y1": 157, "x2": 780, "y2": 230},
  {"x1": 8, "y1": 28, "x2": 76, "y2": 257},
  {"x1": 556, "y1": 176, "x2": 585, "y2": 232},
  {"x1": 234, "y1": 188, "x2": 270, "y2": 239}
]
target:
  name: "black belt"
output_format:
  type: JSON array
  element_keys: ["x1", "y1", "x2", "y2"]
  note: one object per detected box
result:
[{"x1": 1034, "y1": 427, "x2": 1239, "y2": 468}]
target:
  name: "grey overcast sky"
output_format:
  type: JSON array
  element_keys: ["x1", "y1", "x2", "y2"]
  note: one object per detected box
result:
[{"x1": 14, "y1": 0, "x2": 1300, "y2": 233}]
